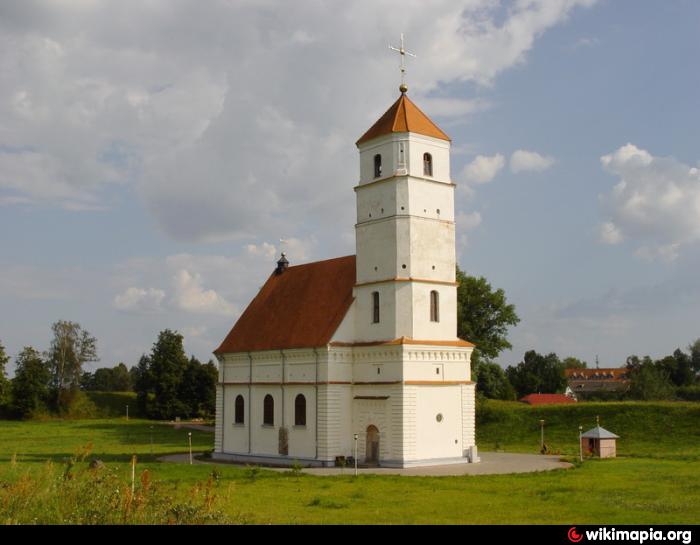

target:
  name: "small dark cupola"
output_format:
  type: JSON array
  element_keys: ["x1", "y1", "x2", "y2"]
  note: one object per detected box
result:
[{"x1": 275, "y1": 252, "x2": 289, "y2": 275}]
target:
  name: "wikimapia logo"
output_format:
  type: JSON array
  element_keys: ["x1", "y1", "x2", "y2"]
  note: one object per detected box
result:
[{"x1": 567, "y1": 527, "x2": 692, "y2": 544}]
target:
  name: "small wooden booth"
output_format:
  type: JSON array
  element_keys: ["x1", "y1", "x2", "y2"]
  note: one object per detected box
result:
[{"x1": 580, "y1": 425, "x2": 619, "y2": 458}]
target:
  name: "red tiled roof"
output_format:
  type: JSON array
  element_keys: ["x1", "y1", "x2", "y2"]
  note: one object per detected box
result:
[
  {"x1": 519, "y1": 393, "x2": 576, "y2": 405},
  {"x1": 214, "y1": 255, "x2": 356, "y2": 354},
  {"x1": 565, "y1": 368, "x2": 628, "y2": 380},
  {"x1": 356, "y1": 93, "x2": 450, "y2": 146}
]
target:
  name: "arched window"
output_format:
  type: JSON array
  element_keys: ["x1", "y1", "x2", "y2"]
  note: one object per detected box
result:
[
  {"x1": 372, "y1": 291, "x2": 380, "y2": 323},
  {"x1": 263, "y1": 394, "x2": 274, "y2": 426},
  {"x1": 423, "y1": 153, "x2": 433, "y2": 176},
  {"x1": 430, "y1": 290, "x2": 440, "y2": 322},
  {"x1": 234, "y1": 395, "x2": 245, "y2": 424},
  {"x1": 295, "y1": 394, "x2": 306, "y2": 426},
  {"x1": 373, "y1": 154, "x2": 382, "y2": 178}
]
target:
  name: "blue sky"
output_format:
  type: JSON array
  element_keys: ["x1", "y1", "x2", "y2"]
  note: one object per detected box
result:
[{"x1": 1, "y1": 0, "x2": 699, "y2": 373}]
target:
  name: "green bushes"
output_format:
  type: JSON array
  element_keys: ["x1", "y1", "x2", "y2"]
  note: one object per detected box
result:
[{"x1": 676, "y1": 385, "x2": 700, "y2": 401}]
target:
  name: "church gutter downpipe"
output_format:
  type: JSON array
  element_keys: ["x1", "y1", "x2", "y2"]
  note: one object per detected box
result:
[
  {"x1": 313, "y1": 347, "x2": 319, "y2": 461},
  {"x1": 247, "y1": 351, "x2": 253, "y2": 454},
  {"x1": 217, "y1": 353, "x2": 225, "y2": 454},
  {"x1": 280, "y1": 349, "x2": 286, "y2": 431}
]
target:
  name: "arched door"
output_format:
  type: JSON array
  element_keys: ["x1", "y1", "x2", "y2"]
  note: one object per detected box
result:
[{"x1": 366, "y1": 425, "x2": 380, "y2": 465}]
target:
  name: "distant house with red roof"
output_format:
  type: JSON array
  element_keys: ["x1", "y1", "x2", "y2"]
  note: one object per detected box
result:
[
  {"x1": 519, "y1": 393, "x2": 576, "y2": 405},
  {"x1": 565, "y1": 368, "x2": 630, "y2": 399}
]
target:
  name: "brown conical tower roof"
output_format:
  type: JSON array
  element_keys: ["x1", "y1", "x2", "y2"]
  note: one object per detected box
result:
[{"x1": 356, "y1": 93, "x2": 450, "y2": 146}]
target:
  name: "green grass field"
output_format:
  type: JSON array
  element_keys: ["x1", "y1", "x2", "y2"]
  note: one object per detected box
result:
[
  {"x1": 477, "y1": 399, "x2": 700, "y2": 459},
  {"x1": 1, "y1": 401, "x2": 699, "y2": 524}
]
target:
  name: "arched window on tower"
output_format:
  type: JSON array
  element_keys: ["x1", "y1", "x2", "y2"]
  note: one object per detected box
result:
[
  {"x1": 372, "y1": 291, "x2": 380, "y2": 323},
  {"x1": 423, "y1": 153, "x2": 433, "y2": 177},
  {"x1": 294, "y1": 394, "x2": 306, "y2": 426},
  {"x1": 430, "y1": 290, "x2": 440, "y2": 322},
  {"x1": 234, "y1": 394, "x2": 245, "y2": 424},
  {"x1": 263, "y1": 394, "x2": 274, "y2": 426},
  {"x1": 374, "y1": 154, "x2": 382, "y2": 178}
]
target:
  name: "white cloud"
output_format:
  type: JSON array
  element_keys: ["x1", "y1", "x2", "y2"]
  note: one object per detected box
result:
[
  {"x1": 463, "y1": 153, "x2": 505, "y2": 184},
  {"x1": 510, "y1": 149, "x2": 555, "y2": 173},
  {"x1": 172, "y1": 269, "x2": 235, "y2": 315},
  {"x1": 0, "y1": 0, "x2": 599, "y2": 240},
  {"x1": 599, "y1": 221, "x2": 623, "y2": 245},
  {"x1": 246, "y1": 242, "x2": 277, "y2": 259},
  {"x1": 456, "y1": 211, "x2": 482, "y2": 231},
  {"x1": 113, "y1": 287, "x2": 165, "y2": 313},
  {"x1": 599, "y1": 143, "x2": 700, "y2": 260}
]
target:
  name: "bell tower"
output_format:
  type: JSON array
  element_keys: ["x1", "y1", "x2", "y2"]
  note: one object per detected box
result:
[{"x1": 352, "y1": 87, "x2": 458, "y2": 343}]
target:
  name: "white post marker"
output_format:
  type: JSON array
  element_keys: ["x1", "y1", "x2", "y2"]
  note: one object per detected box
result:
[
  {"x1": 354, "y1": 433, "x2": 358, "y2": 476},
  {"x1": 126, "y1": 404, "x2": 129, "y2": 421},
  {"x1": 188, "y1": 432, "x2": 193, "y2": 465},
  {"x1": 579, "y1": 425, "x2": 583, "y2": 462}
]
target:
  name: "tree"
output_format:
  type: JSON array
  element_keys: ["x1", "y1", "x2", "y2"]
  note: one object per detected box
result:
[
  {"x1": 656, "y1": 349, "x2": 694, "y2": 387},
  {"x1": 196, "y1": 359, "x2": 218, "y2": 417},
  {"x1": 177, "y1": 357, "x2": 218, "y2": 418},
  {"x1": 474, "y1": 360, "x2": 516, "y2": 400},
  {"x1": 562, "y1": 356, "x2": 587, "y2": 369},
  {"x1": 46, "y1": 320, "x2": 98, "y2": 411},
  {"x1": 506, "y1": 350, "x2": 567, "y2": 398},
  {"x1": 111, "y1": 363, "x2": 132, "y2": 391},
  {"x1": 80, "y1": 371, "x2": 95, "y2": 390},
  {"x1": 147, "y1": 330, "x2": 190, "y2": 420},
  {"x1": 0, "y1": 340, "x2": 10, "y2": 411},
  {"x1": 131, "y1": 354, "x2": 152, "y2": 416},
  {"x1": 88, "y1": 363, "x2": 132, "y2": 392},
  {"x1": 627, "y1": 359, "x2": 675, "y2": 400},
  {"x1": 689, "y1": 339, "x2": 700, "y2": 376},
  {"x1": 11, "y1": 347, "x2": 52, "y2": 418},
  {"x1": 456, "y1": 267, "x2": 520, "y2": 366}
]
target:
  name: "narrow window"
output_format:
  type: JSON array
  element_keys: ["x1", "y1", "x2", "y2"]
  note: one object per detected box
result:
[
  {"x1": 430, "y1": 290, "x2": 440, "y2": 322},
  {"x1": 373, "y1": 154, "x2": 382, "y2": 178},
  {"x1": 263, "y1": 394, "x2": 274, "y2": 426},
  {"x1": 372, "y1": 291, "x2": 380, "y2": 323},
  {"x1": 234, "y1": 395, "x2": 245, "y2": 424},
  {"x1": 294, "y1": 394, "x2": 306, "y2": 426},
  {"x1": 423, "y1": 153, "x2": 433, "y2": 176}
]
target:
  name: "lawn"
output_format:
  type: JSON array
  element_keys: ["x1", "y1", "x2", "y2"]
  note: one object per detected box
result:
[{"x1": 1, "y1": 401, "x2": 699, "y2": 524}]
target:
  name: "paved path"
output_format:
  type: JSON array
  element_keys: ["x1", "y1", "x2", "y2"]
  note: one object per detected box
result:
[
  {"x1": 167, "y1": 422, "x2": 215, "y2": 433},
  {"x1": 158, "y1": 451, "x2": 571, "y2": 476}
]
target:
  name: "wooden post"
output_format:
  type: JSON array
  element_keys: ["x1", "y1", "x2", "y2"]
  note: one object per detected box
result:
[{"x1": 131, "y1": 454, "x2": 136, "y2": 496}]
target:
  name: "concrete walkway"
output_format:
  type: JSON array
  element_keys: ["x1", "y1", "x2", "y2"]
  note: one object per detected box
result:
[
  {"x1": 168, "y1": 422, "x2": 215, "y2": 433},
  {"x1": 158, "y1": 451, "x2": 571, "y2": 476}
]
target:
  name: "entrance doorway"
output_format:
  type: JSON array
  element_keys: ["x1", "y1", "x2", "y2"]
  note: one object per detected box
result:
[{"x1": 366, "y1": 425, "x2": 380, "y2": 465}]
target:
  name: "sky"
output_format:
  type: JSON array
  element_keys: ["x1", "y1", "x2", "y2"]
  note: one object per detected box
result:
[{"x1": 1, "y1": 0, "x2": 699, "y2": 374}]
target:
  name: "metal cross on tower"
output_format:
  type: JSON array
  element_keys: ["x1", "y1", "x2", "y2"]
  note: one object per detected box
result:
[{"x1": 389, "y1": 33, "x2": 416, "y2": 93}]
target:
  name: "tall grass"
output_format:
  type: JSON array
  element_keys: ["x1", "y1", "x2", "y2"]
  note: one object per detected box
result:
[{"x1": 0, "y1": 444, "x2": 233, "y2": 524}]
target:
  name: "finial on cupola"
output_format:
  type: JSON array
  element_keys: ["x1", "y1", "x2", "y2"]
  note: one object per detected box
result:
[
  {"x1": 275, "y1": 252, "x2": 289, "y2": 275},
  {"x1": 389, "y1": 33, "x2": 415, "y2": 96}
]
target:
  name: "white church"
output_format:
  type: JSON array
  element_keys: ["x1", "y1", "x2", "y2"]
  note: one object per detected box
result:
[{"x1": 213, "y1": 82, "x2": 478, "y2": 467}]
